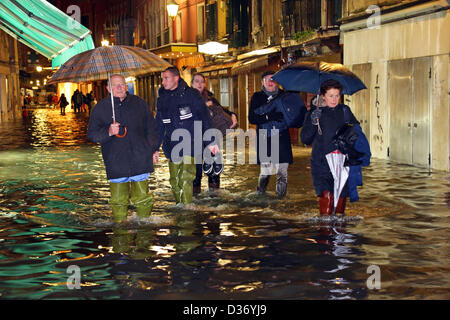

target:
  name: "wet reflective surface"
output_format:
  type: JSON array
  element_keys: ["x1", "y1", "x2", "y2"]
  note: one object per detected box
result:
[{"x1": 0, "y1": 107, "x2": 449, "y2": 299}]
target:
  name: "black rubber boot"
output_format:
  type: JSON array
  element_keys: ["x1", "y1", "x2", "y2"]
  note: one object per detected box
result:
[
  {"x1": 276, "y1": 175, "x2": 287, "y2": 198},
  {"x1": 208, "y1": 174, "x2": 220, "y2": 191},
  {"x1": 193, "y1": 164, "x2": 203, "y2": 195},
  {"x1": 257, "y1": 175, "x2": 270, "y2": 195}
]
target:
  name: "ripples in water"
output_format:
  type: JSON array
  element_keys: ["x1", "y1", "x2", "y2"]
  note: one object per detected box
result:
[{"x1": 0, "y1": 108, "x2": 449, "y2": 299}]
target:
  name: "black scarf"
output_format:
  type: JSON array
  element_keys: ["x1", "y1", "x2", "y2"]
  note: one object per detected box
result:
[{"x1": 262, "y1": 86, "x2": 279, "y2": 102}]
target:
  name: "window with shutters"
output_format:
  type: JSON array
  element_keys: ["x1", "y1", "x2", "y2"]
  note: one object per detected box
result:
[
  {"x1": 229, "y1": 0, "x2": 249, "y2": 48},
  {"x1": 328, "y1": 0, "x2": 342, "y2": 26},
  {"x1": 220, "y1": 78, "x2": 230, "y2": 108},
  {"x1": 257, "y1": 0, "x2": 262, "y2": 27},
  {"x1": 281, "y1": 0, "x2": 324, "y2": 39},
  {"x1": 206, "y1": 2, "x2": 218, "y2": 41},
  {"x1": 197, "y1": 4, "x2": 205, "y2": 42}
]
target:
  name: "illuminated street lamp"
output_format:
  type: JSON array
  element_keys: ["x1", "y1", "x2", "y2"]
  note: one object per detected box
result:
[
  {"x1": 167, "y1": 0, "x2": 179, "y2": 20},
  {"x1": 36, "y1": 66, "x2": 43, "y2": 72}
]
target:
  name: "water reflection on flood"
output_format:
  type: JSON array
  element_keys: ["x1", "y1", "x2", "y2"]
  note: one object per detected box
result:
[{"x1": 0, "y1": 108, "x2": 449, "y2": 299}]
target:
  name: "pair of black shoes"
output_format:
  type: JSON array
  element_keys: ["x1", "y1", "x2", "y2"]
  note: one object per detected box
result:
[{"x1": 202, "y1": 152, "x2": 223, "y2": 176}]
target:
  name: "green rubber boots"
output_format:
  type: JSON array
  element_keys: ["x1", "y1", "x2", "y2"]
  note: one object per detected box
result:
[
  {"x1": 109, "y1": 180, "x2": 154, "y2": 223},
  {"x1": 168, "y1": 156, "x2": 196, "y2": 205}
]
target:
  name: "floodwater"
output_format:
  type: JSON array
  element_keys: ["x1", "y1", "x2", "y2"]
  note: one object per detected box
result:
[{"x1": 0, "y1": 107, "x2": 448, "y2": 300}]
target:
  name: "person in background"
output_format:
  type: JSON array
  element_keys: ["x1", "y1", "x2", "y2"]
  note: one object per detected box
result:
[
  {"x1": 87, "y1": 74, "x2": 159, "y2": 223},
  {"x1": 25, "y1": 94, "x2": 32, "y2": 106},
  {"x1": 52, "y1": 94, "x2": 59, "y2": 108},
  {"x1": 58, "y1": 93, "x2": 68, "y2": 115},
  {"x1": 86, "y1": 91, "x2": 95, "y2": 114},
  {"x1": 71, "y1": 90, "x2": 76, "y2": 111},
  {"x1": 72, "y1": 89, "x2": 83, "y2": 113},
  {"x1": 47, "y1": 94, "x2": 53, "y2": 107},
  {"x1": 190, "y1": 73, "x2": 238, "y2": 194},
  {"x1": 80, "y1": 93, "x2": 87, "y2": 112}
]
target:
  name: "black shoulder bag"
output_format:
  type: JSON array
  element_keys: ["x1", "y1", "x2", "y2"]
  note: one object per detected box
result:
[{"x1": 332, "y1": 106, "x2": 365, "y2": 166}]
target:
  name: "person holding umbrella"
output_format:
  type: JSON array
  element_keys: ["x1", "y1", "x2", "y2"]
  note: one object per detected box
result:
[
  {"x1": 87, "y1": 74, "x2": 159, "y2": 223},
  {"x1": 300, "y1": 79, "x2": 370, "y2": 216},
  {"x1": 249, "y1": 71, "x2": 306, "y2": 198}
]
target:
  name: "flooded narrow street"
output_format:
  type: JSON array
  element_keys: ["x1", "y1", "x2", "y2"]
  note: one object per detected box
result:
[{"x1": 0, "y1": 107, "x2": 449, "y2": 299}]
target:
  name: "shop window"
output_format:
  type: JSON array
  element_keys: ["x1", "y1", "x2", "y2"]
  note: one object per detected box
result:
[{"x1": 220, "y1": 78, "x2": 230, "y2": 109}]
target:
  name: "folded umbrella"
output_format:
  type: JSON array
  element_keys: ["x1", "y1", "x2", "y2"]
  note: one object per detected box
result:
[{"x1": 325, "y1": 150, "x2": 350, "y2": 214}]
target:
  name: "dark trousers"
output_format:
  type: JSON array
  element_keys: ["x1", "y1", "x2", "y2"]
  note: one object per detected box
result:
[{"x1": 194, "y1": 164, "x2": 220, "y2": 189}]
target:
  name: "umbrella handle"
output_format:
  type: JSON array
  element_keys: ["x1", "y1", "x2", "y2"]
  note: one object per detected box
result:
[
  {"x1": 115, "y1": 126, "x2": 127, "y2": 138},
  {"x1": 313, "y1": 116, "x2": 322, "y2": 135},
  {"x1": 316, "y1": 120, "x2": 322, "y2": 135},
  {"x1": 314, "y1": 94, "x2": 323, "y2": 135},
  {"x1": 112, "y1": 120, "x2": 127, "y2": 138}
]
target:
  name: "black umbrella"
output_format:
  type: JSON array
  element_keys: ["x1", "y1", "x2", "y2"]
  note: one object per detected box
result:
[{"x1": 272, "y1": 61, "x2": 367, "y2": 95}]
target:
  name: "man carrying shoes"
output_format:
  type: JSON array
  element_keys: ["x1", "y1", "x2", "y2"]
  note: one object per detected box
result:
[{"x1": 154, "y1": 67, "x2": 218, "y2": 207}]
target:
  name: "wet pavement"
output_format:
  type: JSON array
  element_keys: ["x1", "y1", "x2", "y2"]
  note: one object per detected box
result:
[{"x1": 0, "y1": 107, "x2": 449, "y2": 299}]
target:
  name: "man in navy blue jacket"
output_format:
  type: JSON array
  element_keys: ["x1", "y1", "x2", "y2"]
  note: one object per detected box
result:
[
  {"x1": 87, "y1": 74, "x2": 159, "y2": 222},
  {"x1": 154, "y1": 67, "x2": 218, "y2": 206},
  {"x1": 249, "y1": 71, "x2": 306, "y2": 198}
]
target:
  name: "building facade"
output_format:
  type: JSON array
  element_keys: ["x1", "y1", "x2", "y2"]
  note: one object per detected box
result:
[
  {"x1": 133, "y1": 0, "x2": 206, "y2": 111},
  {"x1": 10, "y1": 0, "x2": 446, "y2": 171},
  {"x1": 0, "y1": 29, "x2": 20, "y2": 123},
  {"x1": 340, "y1": 0, "x2": 449, "y2": 171}
]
